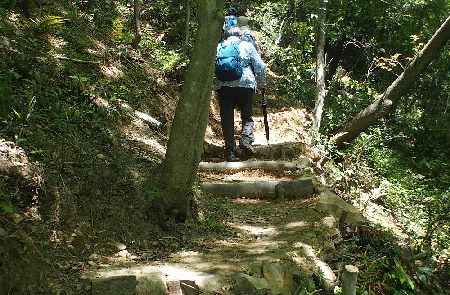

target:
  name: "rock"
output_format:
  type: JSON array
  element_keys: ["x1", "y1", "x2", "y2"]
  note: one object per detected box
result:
[
  {"x1": 91, "y1": 275, "x2": 136, "y2": 295},
  {"x1": 293, "y1": 245, "x2": 337, "y2": 292},
  {"x1": 167, "y1": 280, "x2": 182, "y2": 295},
  {"x1": 114, "y1": 242, "x2": 127, "y2": 251},
  {"x1": 262, "y1": 262, "x2": 298, "y2": 295},
  {"x1": 247, "y1": 263, "x2": 263, "y2": 277},
  {"x1": 11, "y1": 213, "x2": 24, "y2": 223},
  {"x1": 197, "y1": 276, "x2": 222, "y2": 294},
  {"x1": 316, "y1": 190, "x2": 364, "y2": 227},
  {"x1": 136, "y1": 272, "x2": 167, "y2": 295},
  {"x1": 314, "y1": 260, "x2": 337, "y2": 292},
  {"x1": 297, "y1": 156, "x2": 312, "y2": 168},
  {"x1": 89, "y1": 253, "x2": 100, "y2": 261},
  {"x1": 116, "y1": 249, "x2": 129, "y2": 258},
  {"x1": 0, "y1": 36, "x2": 10, "y2": 47},
  {"x1": 234, "y1": 273, "x2": 270, "y2": 295},
  {"x1": 321, "y1": 216, "x2": 336, "y2": 228}
]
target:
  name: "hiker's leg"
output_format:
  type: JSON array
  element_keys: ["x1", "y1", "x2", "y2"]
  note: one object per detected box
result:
[
  {"x1": 218, "y1": 87, "x2": 237, "y2": 150},
  {"x1": 237, "y1": 88, "x2": 255, "y2": 147}
]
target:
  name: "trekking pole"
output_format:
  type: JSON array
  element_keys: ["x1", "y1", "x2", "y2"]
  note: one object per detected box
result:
[{"x1": 260, "y1": 88, "x2": 270, "y2": 144}]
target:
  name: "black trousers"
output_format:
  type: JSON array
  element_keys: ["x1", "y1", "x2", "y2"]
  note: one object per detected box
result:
[{"x1": 217, "y1": 86, "x2": 255, "y2": 150}]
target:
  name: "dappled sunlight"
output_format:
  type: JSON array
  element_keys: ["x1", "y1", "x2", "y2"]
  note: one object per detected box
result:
[
  {"x1": 7, "y1": 12, "x2": 20, "y2": 23},
  {"x1": 356, "y1": 190, "x2": 410, "y2": 242},
  {"x1": 100, "y1": 63, "x2": 124, "y2": 78},
  {"x1": 80, "y1": 185, "x2": 336, "y2": 293},
  {"x1": 121, "y1": 102, "x2": 162, "y2": 127},
  {"x1": 0, "y1": 140, "x2": 43, "y2": 221},
  {"x1": 47, "y1": 35, "x2": 67, "y2": 49},
  {"x1": 110, "y1": 103, "x2": 167, "y2": 157},
  {"x1": 169, "y1": 250, "x2": 203, "y2": 264},
  {"x1": 243, "y1": 240, "x2": 287, "y2": 254},
  {"x1": 284, "y1": 221, "x2": 309, "y2": 229},
  {"x1": 232, "y1": 198, "x2": 265, "y2": 204},
  {"x1": 92, "y1": 96, "x2": 110, "y2": 108},
  {"x1": 168, "y1": 251, "x2": 247, "y2": 273},
  {"x1": 230, "y1": 223, "x2": 278, "y2": 236},
  {"x1": 131, "y1": 136, "x2": 166, "y2": 156},
  {"x1": 85, "y1": 39, "x2": 107, "y2": 56}
]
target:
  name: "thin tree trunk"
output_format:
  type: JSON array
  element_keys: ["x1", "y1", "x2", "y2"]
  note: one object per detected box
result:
[
  {"x1": 131, "y1": 0, "x2": 141, "y2": 50},
  {"x1": 184, "y1": 0, "x2": 191, "y2": 52},
  {"x1": 159, "y1": 0, "x2": 225, "y2": 221},
  {"x1": 334, "y1": 15, "x2": 450, "y2": 147},
  {"x1": 312, "y1": 0, "x2": 328, "y2": 134}
]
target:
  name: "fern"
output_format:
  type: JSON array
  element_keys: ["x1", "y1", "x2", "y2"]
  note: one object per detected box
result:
[{"x1": 30, "y1": 15, "x2": 68, "y2": 33}]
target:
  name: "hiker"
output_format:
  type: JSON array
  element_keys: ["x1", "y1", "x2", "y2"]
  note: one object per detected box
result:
[
  {"x1": 223, "y1": 7, "x2": 238, "y2": 33},
  {"x1": 215, "y1": 27, "x2": 267, "y2": 162},
  {"x1": 237, "y1": 16, "x2": 260, "y2": 52}
]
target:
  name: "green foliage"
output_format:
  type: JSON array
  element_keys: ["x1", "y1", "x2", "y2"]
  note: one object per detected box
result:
[
  {"x1": 140, "y1": 0, "x2": 189, "y2": 47},
  {"x1": 322, "y1": 77, "x2": 380, "y2": 134},
  {"x1": 69, "y1": 75, "x2": 91, "y2": 98},
  {"x1": 30, "y1": 15, "x2": 68, "y2": 34},
  {"x1": 111, "y1": 17, "x2": 135, "y2": 44},
  {"x1": 383, "y1": 258, "x2": 416, "y2": 292},
  {"x1": 0, "y1": 69, "x2": 21, "y2": 122},
  {"x1": 146, "y1": 187, "x2": 165, "y2": 203},
  {"x1": 0, "y1": 203, "x2": 13, "y2": 214},
  {"x1": 141, "y1": 35, "x2": 186, "y2": 72},
  {"x1": 252, "y1": 1, "x2": 317, "y2": 108}
]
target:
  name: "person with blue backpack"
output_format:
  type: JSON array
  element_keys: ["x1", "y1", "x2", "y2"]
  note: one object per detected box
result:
[
  {"x1": 223, "y1": 7, "x2": 238, "y2": 32},
  {"x1": 215, "y1": 27, "x2": 267, "y2": 162},
  {"x1": 237, "y1": 16, "x2": 260, "y2": 52}
]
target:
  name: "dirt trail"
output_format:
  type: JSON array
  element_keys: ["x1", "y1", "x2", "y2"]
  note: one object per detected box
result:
[{"x1": 82, "y1": 106, "x2": 348, "y2": 294}]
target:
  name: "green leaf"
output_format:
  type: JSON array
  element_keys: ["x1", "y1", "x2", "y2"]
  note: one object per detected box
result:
[{"x1": 0, "y1": 203, "x2": 13, "y2": 214}]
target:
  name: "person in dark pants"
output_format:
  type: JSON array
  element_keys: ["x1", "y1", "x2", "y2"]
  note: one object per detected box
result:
[{"x1": 215, "y1": 27, "x2": 266, "y2": 162}]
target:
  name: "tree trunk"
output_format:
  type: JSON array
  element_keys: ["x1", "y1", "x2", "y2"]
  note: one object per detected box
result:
[
  {"x1": 159, "y1": 0, "x2": 225, "y2": 221},
  {"x1": 131, "y1": 0, "x2": 141, "y2": 50},
  {"x1": 183, "y1": 0, "x2": 191, "y2": 53},
  {"x1": 334, "y1": 15, "x2": 450, "y2": 147},
  {"x1": 312, "y1": 0, "x2": 328, "y2": 134}
]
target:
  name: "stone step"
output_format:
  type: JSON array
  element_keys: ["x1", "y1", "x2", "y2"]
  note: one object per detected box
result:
[
  {"x1": 203, "y1": 141, "x2": 321, "y2": 161},
  {"x1": 85, "y1": 264, "x2": 222, "y2": 295},
  {"x1": 200, "y1": 178, "x2": 315, "y2": 199},
  {"x1": 198, "y1": 158, "x2": 311, "y2": 172}
]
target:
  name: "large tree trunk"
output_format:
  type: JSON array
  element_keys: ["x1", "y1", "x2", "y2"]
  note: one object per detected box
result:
[
  {"x1": 159, "y1": 0, "x2": 224, "y2": 221},
  {"x1": 334, "y1": 15, "x2": 450, "y2": 147},
  {"x1": 312, "y1": 0, "x2": 328, "y2": 133}
]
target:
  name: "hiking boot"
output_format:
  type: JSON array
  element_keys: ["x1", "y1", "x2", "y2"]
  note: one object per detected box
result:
[
  {"x1": 239, "y1": 142, "x2": 256, "y2": 156},
  {"x1": 224, "y1": 148, "x2": 239, "y2": 162}
]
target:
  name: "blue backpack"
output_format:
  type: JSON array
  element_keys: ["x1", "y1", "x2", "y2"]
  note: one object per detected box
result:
[
  {"x1": 223, "y1": 15, "x2": 238, "y2": 31},
  {"x1": 215, "y1": 40, "x2": 243, "y2": 81}
]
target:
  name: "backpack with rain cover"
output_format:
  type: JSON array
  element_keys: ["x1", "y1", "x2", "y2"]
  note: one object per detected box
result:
[
  {"x1": 215, "y1": 40, "x2": 243, "y2": 81},
  {"x1": 223, "y1": 15, "x2": 238, "y2": 31}
]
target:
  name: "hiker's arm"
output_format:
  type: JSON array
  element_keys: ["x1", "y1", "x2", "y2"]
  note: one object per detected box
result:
[{"x1": 249, "y1": 46, "x2": 266, "y2": 88}]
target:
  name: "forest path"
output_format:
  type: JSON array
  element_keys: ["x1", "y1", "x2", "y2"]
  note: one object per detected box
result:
[{"x1": 82, "y1": 107, "x2": 359, "y2": 294}]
